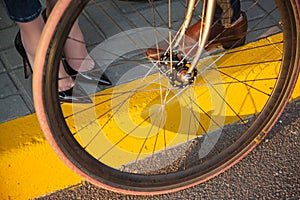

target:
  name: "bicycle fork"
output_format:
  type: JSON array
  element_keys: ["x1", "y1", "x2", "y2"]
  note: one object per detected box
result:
[{"x1": 159, "y1": 0, "x2": 216, "y2": 87}]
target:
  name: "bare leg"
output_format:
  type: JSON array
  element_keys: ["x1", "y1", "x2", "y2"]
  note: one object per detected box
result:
[
  {"x1": 17, "y1": 14, "x2": 74, "y2": 92},
  {"x1": 17, "y1": 15, "x2": 44, "y2": 66},
  {"x1": 63, "y1": 19, "x2": 95, "y2": 72},
  {"x1": 46, "y1": 0, "x2": 94, "y2": 72}
]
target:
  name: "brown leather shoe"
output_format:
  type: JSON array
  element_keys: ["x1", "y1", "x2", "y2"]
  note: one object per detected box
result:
[{"x1": 146, "y1": 12, "x2": 248, "y2": 60}]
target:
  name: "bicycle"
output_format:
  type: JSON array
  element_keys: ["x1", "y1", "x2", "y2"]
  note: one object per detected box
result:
[{"x1": 32, "y1": 0, "x2": 300, "y2": 195}]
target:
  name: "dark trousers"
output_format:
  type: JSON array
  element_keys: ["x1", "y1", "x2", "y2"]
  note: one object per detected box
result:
[
  {"x1": 215, "y1": 0, "x2": 241, "y2": 27},
  {"x1": 3, "y1": 0, "x2": 241, "y2": 26}
]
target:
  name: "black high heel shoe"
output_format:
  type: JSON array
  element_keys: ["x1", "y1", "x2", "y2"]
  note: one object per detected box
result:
[
  {"x1": 42, "y1": 9, "x2": 112, "y2": 86},
  {"x1": 14, "y1": 31, "x2": 92, "y2": 104},
  {"x1": 14, "y1": 30, "x2": 32, "y2": 79},
  {"x1": 63, "y1": 60, "x2": 112, "y2": 86}
]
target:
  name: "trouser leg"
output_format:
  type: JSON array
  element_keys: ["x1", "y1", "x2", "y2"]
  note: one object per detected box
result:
[{"x1": 215, "y1": 0, "x2": 241, "y2": 27}]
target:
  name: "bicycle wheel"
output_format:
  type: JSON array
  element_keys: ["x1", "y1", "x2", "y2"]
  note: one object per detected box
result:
[{"x1": 33, "y1": 0, "x2": 300, "y2": 195}]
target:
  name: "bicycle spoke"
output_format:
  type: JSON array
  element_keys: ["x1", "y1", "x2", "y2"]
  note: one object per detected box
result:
[{"x1": 37, "y1": 0, "x2": 300, "y2": 193}]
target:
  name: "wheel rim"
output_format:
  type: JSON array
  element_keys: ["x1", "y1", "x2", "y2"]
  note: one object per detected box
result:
[{"x1": 36, "y1": 0, "x2": 300, "y2": 194}]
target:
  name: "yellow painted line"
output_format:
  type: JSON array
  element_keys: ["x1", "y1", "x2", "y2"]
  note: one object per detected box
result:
[
  {"x1": 64, "y1": 33, "x2": 300, "y2": 168},
  {"x1": 0, "y1": 114, "x2": 82, "y2": 200},
  {"x1": 0, "y1": 33, "x2": 299, "y2": 199}
]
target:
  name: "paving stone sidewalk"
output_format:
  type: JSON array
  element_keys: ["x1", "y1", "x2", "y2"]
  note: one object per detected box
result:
[
  {"x1": 0, "y1": 2, "x2": 34, "y2": 123},
  {"x1": 0, "y1": 0, "x2": 279, "y2": 123}
]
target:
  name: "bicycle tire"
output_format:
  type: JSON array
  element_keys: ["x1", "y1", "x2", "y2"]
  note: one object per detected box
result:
[{"x1": 33, "y1": 0, "x2": 300, "y2": 195}]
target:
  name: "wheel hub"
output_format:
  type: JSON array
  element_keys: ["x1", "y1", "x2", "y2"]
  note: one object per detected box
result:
[{"x1": 158, "y1": 50, "x2": 197, "y2": 88}]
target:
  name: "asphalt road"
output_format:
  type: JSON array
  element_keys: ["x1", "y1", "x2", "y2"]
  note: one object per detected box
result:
[{"x1": 36, "y1": 99, "x2": 300, "y2": 199}]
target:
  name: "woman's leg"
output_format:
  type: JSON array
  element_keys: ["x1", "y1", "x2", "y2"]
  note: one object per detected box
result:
[
  {"x1": 18, "y1": 18, "x2": 74, "y2": 92},
  {"x1": 16, "y1": 16, "x2": 44, "y2": 67},
  {"x1": 63, "y1": 19, "x2": 95, "y2": 72},
  {"x1": 4, "y1": 0, "x2": 74, "y2": 92},
  {"x1": 46, "y1": 0, "x2": 94, "y2": 72}
]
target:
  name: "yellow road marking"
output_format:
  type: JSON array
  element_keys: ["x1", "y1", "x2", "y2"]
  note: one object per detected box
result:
[
  {"x1": 0, "y1": 115, "x2": 82, "y2": 200},
  {"x1": 61, "y1": 33, "x2": 300, "y2": 169}
]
